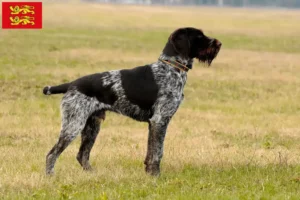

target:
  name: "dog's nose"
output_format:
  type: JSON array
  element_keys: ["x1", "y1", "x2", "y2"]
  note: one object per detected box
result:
[{"x1": 215, "y1": 39, "x2": 222, "y2": 47}]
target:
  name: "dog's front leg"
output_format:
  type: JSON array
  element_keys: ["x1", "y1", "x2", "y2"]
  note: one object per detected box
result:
[{"x1": 144, "y1": 114, "x2": 170, "y2": 176}]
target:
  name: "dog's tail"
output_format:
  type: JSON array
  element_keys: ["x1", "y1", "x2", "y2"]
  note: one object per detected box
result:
[{"x1": 43, "y1": 83, "x2": 71, "y2": 95}]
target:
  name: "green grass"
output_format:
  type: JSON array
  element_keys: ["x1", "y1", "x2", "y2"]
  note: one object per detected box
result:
[
  {"x1": 1, "y1": 3, "x2": 300, "y2": 200},
  {"x1": 3, "y1": 165, "x2": 300, "y2": 200}
]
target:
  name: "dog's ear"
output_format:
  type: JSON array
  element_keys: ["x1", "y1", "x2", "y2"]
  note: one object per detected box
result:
[{"x1": 169, "y1": 28, "x2": 190, "y2": 58}]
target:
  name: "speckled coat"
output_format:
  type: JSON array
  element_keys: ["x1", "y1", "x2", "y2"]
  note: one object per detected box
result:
[{"x1": 44, "y1": 27, "x2": 221, "y2": 176}]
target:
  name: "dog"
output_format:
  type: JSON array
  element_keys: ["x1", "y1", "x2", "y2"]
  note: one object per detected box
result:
[{"x1": 43, "y1": 27, "x2": 221, "y2": 176}]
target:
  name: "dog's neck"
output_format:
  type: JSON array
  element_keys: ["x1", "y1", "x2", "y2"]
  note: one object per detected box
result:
[
  {"x1": 160, "y1": 41, "x2": 194, "y2": 70},
  {"x1": 158, "y1": 53, "x2": 194, "y2": 71}
]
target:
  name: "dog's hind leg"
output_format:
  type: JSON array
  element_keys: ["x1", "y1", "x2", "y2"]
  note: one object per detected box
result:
[
  {"x1": 46, "y1": 119, "x2": 86, "y2": 175},
  {"x1": 76, "y1": 110, "x2": 105, "y2": 171},
  {"x1": 46, "y1": 92, "x2": 95, "y2": 175}
]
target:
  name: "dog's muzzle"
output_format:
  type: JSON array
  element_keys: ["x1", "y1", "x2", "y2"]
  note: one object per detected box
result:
[{"x1": 197, "y1": 39, "x2": 222, "y2": 66}]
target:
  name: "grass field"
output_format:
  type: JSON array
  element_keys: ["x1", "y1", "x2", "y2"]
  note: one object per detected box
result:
[{"x1": 1, "y1": 2, "x2": 300, "y2": 199}]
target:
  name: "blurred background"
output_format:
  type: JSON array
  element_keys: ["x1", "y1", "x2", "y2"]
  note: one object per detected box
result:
[{"x1": 82, "y1": 0, "x2": 300, "y2": 8}]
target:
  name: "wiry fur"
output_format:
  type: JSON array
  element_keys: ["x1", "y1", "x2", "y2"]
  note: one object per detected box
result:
[{"x1": 44, "y1": 27, "x2": 221, "y2": 176}]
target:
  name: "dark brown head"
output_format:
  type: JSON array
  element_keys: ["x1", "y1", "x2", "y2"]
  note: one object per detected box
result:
[{"x1": 163, "y1": 27, "x2": 222, "y2": 66}]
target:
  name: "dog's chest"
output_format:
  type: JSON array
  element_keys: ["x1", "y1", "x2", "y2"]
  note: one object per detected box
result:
[{"x1": 153, "y1": 65, "x2": 187, "y2": 99}]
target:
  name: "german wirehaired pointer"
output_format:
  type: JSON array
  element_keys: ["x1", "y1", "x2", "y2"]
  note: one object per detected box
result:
[{"x1": 43, "y1": 27, "x2": 221, "y2": 176}]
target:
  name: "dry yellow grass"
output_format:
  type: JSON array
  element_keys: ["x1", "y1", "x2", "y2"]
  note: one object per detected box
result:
[{"x1": 1, "y1": 2, "x2": 300, "y2": 199}]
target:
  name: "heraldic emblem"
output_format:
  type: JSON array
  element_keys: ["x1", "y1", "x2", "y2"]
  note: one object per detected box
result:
[{"x1": 2, "y1": 2, "x2": 42, "y2": 29}]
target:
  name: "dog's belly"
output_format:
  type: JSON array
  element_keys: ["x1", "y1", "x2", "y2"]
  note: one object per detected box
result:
[
  {"x1": 109, "y1": 99, "x2": 153, "y2": 122},
  {"x1": 116, "y1": 109, "x2": 152, "y2": 122}
]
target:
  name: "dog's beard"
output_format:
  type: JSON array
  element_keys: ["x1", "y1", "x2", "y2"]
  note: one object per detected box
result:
[{"x1": 197, "y1": 46, "x2": 220, "y2": 66}]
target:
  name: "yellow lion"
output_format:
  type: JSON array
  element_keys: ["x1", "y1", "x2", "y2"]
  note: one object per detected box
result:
[
  {"x1": 10, "y1": 5, "x2": 35, "y2": 15},
  {"x1": 10, "y1": 16, "x2": 35, "y2": 26}
]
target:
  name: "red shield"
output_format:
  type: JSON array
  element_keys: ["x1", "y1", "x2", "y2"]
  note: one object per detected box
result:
[{"x1": 2, "y1": 2, "x2": 42, "y2": 29}]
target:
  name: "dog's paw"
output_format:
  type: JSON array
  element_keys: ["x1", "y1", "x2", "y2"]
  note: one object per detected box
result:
[{"x1": 145, "y1": 164, "x2": 160, "y2": 177}]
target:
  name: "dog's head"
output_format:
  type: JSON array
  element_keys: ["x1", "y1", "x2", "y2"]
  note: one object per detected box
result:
[{"x1": 164, "y1": 27, "x2": 222, "y2": 66}]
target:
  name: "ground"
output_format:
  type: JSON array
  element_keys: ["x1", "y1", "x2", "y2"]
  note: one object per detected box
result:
[{"x1": 0, "y1": 2, "x2": 300, "y2": 199}]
